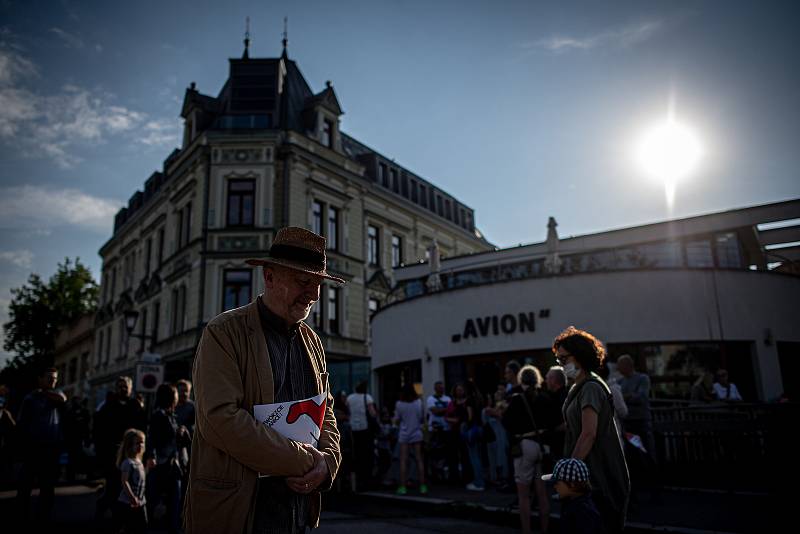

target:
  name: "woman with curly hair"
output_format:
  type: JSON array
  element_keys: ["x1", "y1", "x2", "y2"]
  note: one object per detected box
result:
[{"x1": 553, "y1": 326, "x2": 630, "y2": 533}]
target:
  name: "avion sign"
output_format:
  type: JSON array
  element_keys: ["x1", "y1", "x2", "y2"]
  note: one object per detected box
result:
[{"x1": 451, "y1": 309, "x2": 550, "y2": 343}]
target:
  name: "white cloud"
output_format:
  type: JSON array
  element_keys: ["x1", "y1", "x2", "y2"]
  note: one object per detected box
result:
[
  {"x1": 0, "y1": 185, "x2": 121, "y2": 233},
  {"x1": 0, "y1": 250, "x2": 34, "y2": 269},
  {"x1": 0, "y1": 46, "x2": 38, "y2": 85},
  {"x1": 0, "y1": 40, "x2": 179, "y2": 167},
  {"x1": 49, "y1": 27, "x2": 84, "y2": 49},
  {"x1": 529, "y1": 20, "x2": 663, "y2": 54},
  {"x1": 140, "y1": 120, "x2": 180, "y2": 146}
]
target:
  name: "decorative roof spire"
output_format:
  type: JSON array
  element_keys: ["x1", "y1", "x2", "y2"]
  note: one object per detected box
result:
[
  {"x1": 243, "y1": 16, "x2": 250, "y2": 59},
  {"x1": 281, "y1": 16, "x2": 288, "y2": 58}
]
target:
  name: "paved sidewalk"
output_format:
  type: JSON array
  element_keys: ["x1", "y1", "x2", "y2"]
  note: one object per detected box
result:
[{"x1": 351, "y1": 484, "x2": 776, "y2": 533}]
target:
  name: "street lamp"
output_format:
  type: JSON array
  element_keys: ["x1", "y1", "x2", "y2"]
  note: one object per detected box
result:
[
  {"x1": 124, "y1": 309, "x2": 140, "y2": 335},
  {"x1": 123, "y1": 309, "x2": 153, "y2": 355}
]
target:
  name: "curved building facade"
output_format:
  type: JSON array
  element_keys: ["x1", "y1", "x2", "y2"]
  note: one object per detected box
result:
[{"x1": 371, "y1": 199, "x2": 800, "y2": 405}]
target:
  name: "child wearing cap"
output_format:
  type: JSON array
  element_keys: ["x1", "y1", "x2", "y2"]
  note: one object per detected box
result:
[{"x1": 542, "y1": 458, "x2": 602, "y2": 534}]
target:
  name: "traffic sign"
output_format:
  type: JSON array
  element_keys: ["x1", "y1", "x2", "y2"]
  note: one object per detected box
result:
[{"x1": 136, "y1": 363, "x2": 164, "y2": 392}]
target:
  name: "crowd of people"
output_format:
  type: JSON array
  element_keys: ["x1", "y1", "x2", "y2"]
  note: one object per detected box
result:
[
  {"x1": 0, "y1": 339, "x2": 746, "y2": 534},
  {"x1": 330, "y1": 327, "x2": 753, "y2": 534},
  {"x1": 0, "y1": 369, "x2": 195, "y2": 533}
]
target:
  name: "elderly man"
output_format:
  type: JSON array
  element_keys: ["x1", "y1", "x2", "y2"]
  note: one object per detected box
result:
[{"x1": 184, "y1": 227, "x2": 342, "y2": 534}]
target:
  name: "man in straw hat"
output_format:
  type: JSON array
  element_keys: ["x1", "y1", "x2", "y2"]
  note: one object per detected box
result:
[{"x1": 184, "y1": 227, "x2": 343, "y2": 533}]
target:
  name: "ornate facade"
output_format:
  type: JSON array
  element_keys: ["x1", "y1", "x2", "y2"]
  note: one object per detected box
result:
[{"x1": 89, "y1": 42, "x2": 492, "y2": 400}]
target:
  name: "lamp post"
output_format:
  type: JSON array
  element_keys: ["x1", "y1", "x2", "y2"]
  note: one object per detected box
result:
[
  {"x1": 123, "y1": 309, "x2": 159, "y2": 411},
  {"x1": 124, "y1": 309, "x2": 153, "y2": 355}
]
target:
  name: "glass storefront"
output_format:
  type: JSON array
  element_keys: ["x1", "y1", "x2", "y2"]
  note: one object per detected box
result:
[
  {"x1": 431, "y1": 341, "x2": 756, "y2": 403},
  {"x1": 327, "y1": 357, "x2": 371, "y2": 396}
]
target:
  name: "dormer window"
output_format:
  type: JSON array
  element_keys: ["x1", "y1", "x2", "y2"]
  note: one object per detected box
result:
[
  {"x1": 322, "y1": 119, "x2": 334, "y2": 148},
  {"x1": 183, "y1": 117, "x2": 194, "y2": 148}
]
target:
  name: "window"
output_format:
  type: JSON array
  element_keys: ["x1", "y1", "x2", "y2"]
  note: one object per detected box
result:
[
  {"x1": 145, "y1": 238, "x2": 152, "y2": 276},
  {"x1": 118, "y1": 318, "x2": 126, "y2": 359},
  {"x1": 328, "y1": 286, "x2": 339, "y2": 334},
  {"x1": 401, "y1": 175, "x2": 409, "y2": 198},
  {"x1": 157, "y1": 227, "x2": 165, "y2": 265},
  {"x1": 311, "y1": 301, "x2": 321, "y2": 329},
  {"x1": 716, "y1": 233, "x2": 742, "y2": 268},
  {"x1": 223, "y1": 270, "x2": 252, "y2": 311},
  {"x1": 368, "y1": 225, "x2": 380, "y2": 266},
  {"x1": 392, "y1": 235, "x2": 403, "y2": 268},
  {"x1": 227, "y1": 179, "x2": 255, "y2": 226},
  {"x1": 453, "y1": 205, "x2": 460, "y2": 225},
  {"x1": 429, "y1": 189, "x2": 436, "y2": 212},
  {"x1": 185, "y1": 203, "x2": 192, "y2": 245},
  {"x1": 139, "y1": 307, "x2": 148, "y2": 353},
  {"x1": 312, "y1": 201, "x2": 323, "y2": 235},
  {"x1": 436, "y1": 195, "x2": 444, "y2": 216},
  {"x1": 105, "y1": 326, "x2": 112, "y2": 364},
  {"x1": 178, "y1": 203, "x2": 192, "y2": 248},
  {"x1": 420, "y1": 184, "x2": 427, "y2": 208},
  {"x1": 322, "y1": 119, "x2": 333, "y2": 148},
  {"x1": 379, "y1": 163, "x2": 388, "y2": 187},
  {"x1": 641, "y1": 241, "x2": 683, "y2": 268},
  {"x1": 411, "y1": 181, "x2": 418, "y2": 203},
  {"x1": 96, "y1": 330, "x2": 104, "y2": 368},
  {"x1": 460, "y1": 209, "x2": 466, "y2": 228},
  {"x1": 390, "y1": 168, "x2": 399, "y2": 193},
  {"x1": 177, "y1": 210, "x2": 183, "y2": 249},
  {"x1": 368, "y1": 298, "x2": 379, "y2": 318},
  {"x1": 327, "y1": 206, "x2": 338, "y2": 250},
  {"x1": 171, "y1": 287, "x2": 186, "y2": 335},
  {"x1": 101, "y1": 271, "x2": 108, "y2": 304},
  {"x1": 686, "y1": 239, "x2": 714, "y2": 268},
  {"x1": 445, "y1": 199, "x2": 452, "y2": 220},
  {"x1": 151, "y1": 302, "x2": 160, "y2": 349}
]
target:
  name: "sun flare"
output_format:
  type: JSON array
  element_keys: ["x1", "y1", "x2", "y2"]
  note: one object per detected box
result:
[{"x1": 636, "y1": 114, "x2": 702, "y2": 206}]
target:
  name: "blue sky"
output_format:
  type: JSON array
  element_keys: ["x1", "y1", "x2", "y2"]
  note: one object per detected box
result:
[{"x1": 1, "y1": 0, "x2": 798, "y2": 364}]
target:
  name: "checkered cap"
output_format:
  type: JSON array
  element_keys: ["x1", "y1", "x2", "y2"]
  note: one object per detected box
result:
[{"x1": 541, "y1": 458, "x2": 590, "y2": 483}]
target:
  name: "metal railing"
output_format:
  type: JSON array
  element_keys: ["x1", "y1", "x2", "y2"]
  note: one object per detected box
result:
[{"x1": 649, "y1": 402, "x2": 793, "y2": 490}]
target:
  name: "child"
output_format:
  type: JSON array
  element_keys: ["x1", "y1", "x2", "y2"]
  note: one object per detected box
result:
[
  {"x1": 542, "y1": 458, "x2": 602, "y2": 534},
  {"x1": 115, "y1": 428, "x2": 149, "y2": 534}
]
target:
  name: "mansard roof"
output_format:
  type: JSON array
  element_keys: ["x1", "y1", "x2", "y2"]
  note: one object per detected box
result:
[
  {"x1": 305, "y1": 82, "x2": 343, "y2": 116},
  {"x1": 107, "y1": 50, "x2": 488, "y2": 246}
]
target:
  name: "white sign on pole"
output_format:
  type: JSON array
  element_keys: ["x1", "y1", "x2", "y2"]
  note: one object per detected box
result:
[
  {"x1": 136, "y1": 363, "x2": 164, "y2": 392},
  {"x1": 140, "y1": 352, "x2": 162, "y2": 364}
]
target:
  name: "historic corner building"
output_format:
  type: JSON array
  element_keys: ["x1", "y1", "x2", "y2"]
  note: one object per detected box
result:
[
  {"x1": 371, "y1": 199, "x2": 800, "y2": 406},
  {"x1": 88, "y1": 39, "x2": 492, "y2": 401}
]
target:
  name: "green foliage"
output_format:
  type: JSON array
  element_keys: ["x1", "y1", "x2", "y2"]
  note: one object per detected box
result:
[{"x1": 2, "y1": 258, "x2": 98, "y2": 374}]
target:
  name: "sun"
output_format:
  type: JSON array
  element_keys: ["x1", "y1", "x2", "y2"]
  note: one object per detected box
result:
[{"x1": 636, "y1": 114, "x2": 702, "y2": 205}]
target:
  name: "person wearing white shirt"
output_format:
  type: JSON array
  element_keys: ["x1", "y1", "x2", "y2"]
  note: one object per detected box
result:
[
  {"x1": 712, "y1": 369, "x2": 743, "y2": 402},
  {"x1": 346, "y1": 381, "x2": 377, "y2": 491},
  {"x1": 426, "y1": 381, "x2": 451, "y2": 431}
]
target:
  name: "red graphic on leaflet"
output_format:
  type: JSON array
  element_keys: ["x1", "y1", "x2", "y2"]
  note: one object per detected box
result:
[{"x1": 286, "y1": 397, "x2": 327, "y2": 430}]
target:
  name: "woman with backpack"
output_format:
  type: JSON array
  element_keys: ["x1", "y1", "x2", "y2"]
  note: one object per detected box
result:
[{"x1": 502, "y1": 365, "x2": 553, "y2": 534}]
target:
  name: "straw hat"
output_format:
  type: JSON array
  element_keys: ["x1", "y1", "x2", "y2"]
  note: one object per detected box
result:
[{"x1": 246, "y1": 227, "x2": 345, "y2": 284}]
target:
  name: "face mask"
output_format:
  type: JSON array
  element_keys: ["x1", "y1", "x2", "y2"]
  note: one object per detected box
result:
[{"x1": 563, "y1": 363, "x2": 579, "y2": 379}]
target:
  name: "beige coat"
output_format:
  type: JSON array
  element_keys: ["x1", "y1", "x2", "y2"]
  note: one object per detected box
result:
[{"x1": 183, "y1": 299, "x2": 341, "y2": 533}]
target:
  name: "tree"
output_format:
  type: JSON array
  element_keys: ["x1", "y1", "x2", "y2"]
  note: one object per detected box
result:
[{"x1": 1, "y1": 258, "x2": 98, "y2": 394}]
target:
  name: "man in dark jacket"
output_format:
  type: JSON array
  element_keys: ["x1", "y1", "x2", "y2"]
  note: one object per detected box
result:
[
  {"x1": 94, "y1": 375, "x2": 147, "y2": 519},
  {"x1": 15, "y1": 367, "x2": 67, "y2": 523}
]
